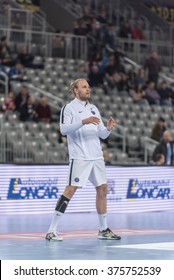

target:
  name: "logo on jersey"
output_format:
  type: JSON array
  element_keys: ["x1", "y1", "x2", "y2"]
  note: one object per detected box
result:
[{"x1": 90, "y1": 107, "x2": 96, "y2": 115}]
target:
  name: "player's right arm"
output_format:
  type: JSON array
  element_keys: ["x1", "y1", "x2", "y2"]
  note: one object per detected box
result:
[{"x1": 60, "y1": 104, "x2": 83, "y2": 135}]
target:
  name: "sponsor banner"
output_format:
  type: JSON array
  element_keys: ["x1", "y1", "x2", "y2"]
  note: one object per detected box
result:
[
  {"x1": 146, "y1": 2, "x2": 174, "y2": 23},
  {"x1": 7, "y1": 178, "x2": 59, "y2": 200},
  {"x1": 0, "y1": 165, "x2": 174, "y2": 214},
  {"x1": 127, "y1": 179, "x2": 171, "y2": 200}
]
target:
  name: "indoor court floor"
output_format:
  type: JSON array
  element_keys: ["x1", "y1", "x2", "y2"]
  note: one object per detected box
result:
[{"x1": 0, "y1": 211, "x2": 174, "y2": 260}]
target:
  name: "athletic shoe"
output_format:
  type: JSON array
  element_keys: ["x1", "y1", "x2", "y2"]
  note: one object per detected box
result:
[
  {"x1": 98, "y1": 228, "x2": 121, "y2": 240},
  {"x1": 45, "y1": 232, "x2": 63, "y2": 241}
]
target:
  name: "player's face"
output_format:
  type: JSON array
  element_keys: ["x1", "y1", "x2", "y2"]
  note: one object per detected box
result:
[{"x1": 75, "y1": 80, "x2": 91, "y2": 101}]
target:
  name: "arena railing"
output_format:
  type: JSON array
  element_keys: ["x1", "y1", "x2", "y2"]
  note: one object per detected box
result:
[
  {"x1": 0, "y1": 115, "x2": 51, "y2": 163},
  {"x1": 56, "y1": 0, "x2": 113, "y2": 20},
  {"x1": 26, "y1": 83, "x2": 64, "y2": 112},
  {"x1": 0, "y1": 118, "x2": 25, "y2": 162},
  {"x1": 0, "y1": 7, "x2": 47, "y2": 31},
  {"x1": 0, "y1": 27, "x2": 87, "y2": 60},
  {"x1": 118, "y1": 37, "x2": 174, "y2": 68}
]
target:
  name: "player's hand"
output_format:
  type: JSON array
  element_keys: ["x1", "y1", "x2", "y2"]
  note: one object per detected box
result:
[
  {"x1": 82, "y1": 116, "x2": 100, "y2": 125},
  {"x1": 107, "y1": 117, "x2": 116, "y2": 131}
]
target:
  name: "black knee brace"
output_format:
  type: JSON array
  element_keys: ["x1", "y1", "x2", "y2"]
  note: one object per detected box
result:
[{"x1": 55, "y1": 195, "x2": 70, "y2": 213}]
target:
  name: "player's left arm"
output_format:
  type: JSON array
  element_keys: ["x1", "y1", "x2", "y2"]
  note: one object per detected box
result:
[
  {"x1": 97, "y1": 111, "x2": 116, "y2": 139},
  {"x1": 106, "y1": 117, "x2": 116, "y2": 131}
]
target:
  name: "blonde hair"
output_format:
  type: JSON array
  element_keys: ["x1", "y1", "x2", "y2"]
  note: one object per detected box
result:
[{"x1": 69, "y1": 79, "x2": 86, "y2": 95}]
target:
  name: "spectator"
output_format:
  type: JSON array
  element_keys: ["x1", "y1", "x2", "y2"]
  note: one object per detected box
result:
[
  {"x1": 118, "y1": 20, "x2": 132, "y2": 38},
  {"x1": 151, "y1": 117, "x2": 167, "y2": 142},
  {"x1": 0, "y1": 58, "x2": 7, "y2": 93},
  {"x1": 1, "y1": 1, "x2": 10, "y2": 15},
  {"x1": 131, "y1": 22, "x2": 145, "y2": 40},
  {"x1": 102, "y1": 23, "x2": 115, "y2": 51},
  {"x1": 104, "y1": 71, "x2": 119, "y2": 91},
  {"x1": 144, "y1": 51, "x2": 161, "y2": 87},
  {"x1": 19, "y1": 95, "x2": 38, "y2": 122},
  {"x1": 0, "y1": 36, "x2": 13, "y2": 66},
  {"x1": 153, "y1": 153, "x2": 165, "y2": 165},
  {"x1": 158, "y1": 80, "x2": 172, "y2": 106},
  {"x1": 52, "y1": 30, "x2": 65, "y2": 58},
  {"x1": 0, "y1": 57, "x2": 6, "y2": 73},
  {"x1": 97, "y1": 9, "x2": 108, "y2": 25},
  {"x1": 75, "y1": 62, "x2": 88, "y2": 79},
  {"x1": 81, "y1": 5, "x2": 92, "y2": 28},
  {"x1": 73, "y1": 18, "x2": 88, "y2": 36},
  {"x1": 118, "y1": 20, "x2": 132, "y2": 50},
  {"x1": 35, "y1": 96, "x2": 52, "y2": 123},
  {"x1": 104, "y1": 54, "x2": 118, "y2": 77},
  {"x1": 11, "y1": 12, "x2": 23, "y2": 29},
  {"x1": 8, "y1": 61, "x2": 27, "y2": 82},
  {"x1": 134, "y1": 67, "x2": 146, "y2": 87},
  {"x1": 127, "y1": 67, "x2": 137, "y2": 88},
  {"x1": 88, "y1": 64, "x2": 104, "y2": 87},
  {"x1": 113, "y1": 48, "x2": 125, "y2": 73},
  {"x1": 17, "y1": 46, "x2": 44, "y2": 69},
  {"x1": 17, "y1": 46, "x2": 34, "y2": 67},
  {"x1": 89, "y1": 49, "x2": 103, "y2": 69},
  {"x1": 145, "y1": 81, "x2": 161, "y2": 105},
  {"x1": 15, "y1": 85, "x2": 30, "y2": 112},
  {"x1": 88, "y1": 16, "x2": 101, "y2": 41},
  {"x1": 1, "y1": 91, "x2": 15, "y2": 114},
  {"x1": 152, "y1": 130, "x2": 174, "y2": 165},
  {"x1": 131, "y1": 84, "x2": 149, "y2": 105},
  {"x1": 117, "y1": 73, "x2": 131, "y2": 93}
]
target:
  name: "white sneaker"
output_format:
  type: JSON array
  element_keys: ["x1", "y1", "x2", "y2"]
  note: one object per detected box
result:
[{"x1": 45, "y1": 232, "x2": 63, "y2": 241}]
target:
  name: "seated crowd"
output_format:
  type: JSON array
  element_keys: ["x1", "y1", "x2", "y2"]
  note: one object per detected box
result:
[{"x1": 1, "y1": 84, "x2": 53, "y2": 123}]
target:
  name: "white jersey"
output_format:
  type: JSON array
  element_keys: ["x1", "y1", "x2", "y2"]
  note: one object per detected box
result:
[{"x1": 60, "y1": 98, "x2": 110, "y2": 160}]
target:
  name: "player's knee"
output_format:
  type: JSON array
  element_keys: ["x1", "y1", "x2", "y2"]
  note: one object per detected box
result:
[
  {"x1": 64, "y1": 185, "x2": 77, "y2": 198},
  {"x1": 102, "y1": 184, "x2": 108, "y2": 196},
  {"x1": 97, "y1": 184, "x2": 108, "y2": 198}
]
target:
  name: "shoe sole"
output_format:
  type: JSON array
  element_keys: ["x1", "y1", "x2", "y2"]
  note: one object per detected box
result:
[
  {"x1": 45, "y1": 237, "x2": 63, "y2": 241},
  {"x1": 98, "y1": 236, "x2": 121, "y2": 240}
]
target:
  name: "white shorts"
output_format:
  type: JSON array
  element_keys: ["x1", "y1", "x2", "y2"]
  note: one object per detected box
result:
[{"x1": 66, "y1": 159, "x2": 107, "y2": 187}]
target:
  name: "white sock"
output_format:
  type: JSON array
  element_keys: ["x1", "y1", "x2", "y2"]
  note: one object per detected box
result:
[
  {"x1": 48, "y1": 210, "x2": 63, "y2": 233},
  {"x1": 98, "y1": 213, "x2": 107, "y2": 231}
]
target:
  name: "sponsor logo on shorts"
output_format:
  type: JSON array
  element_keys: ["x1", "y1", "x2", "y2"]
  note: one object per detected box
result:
[{"x1": 74, "y1": 177, "x2": 80, "y2": 182}]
